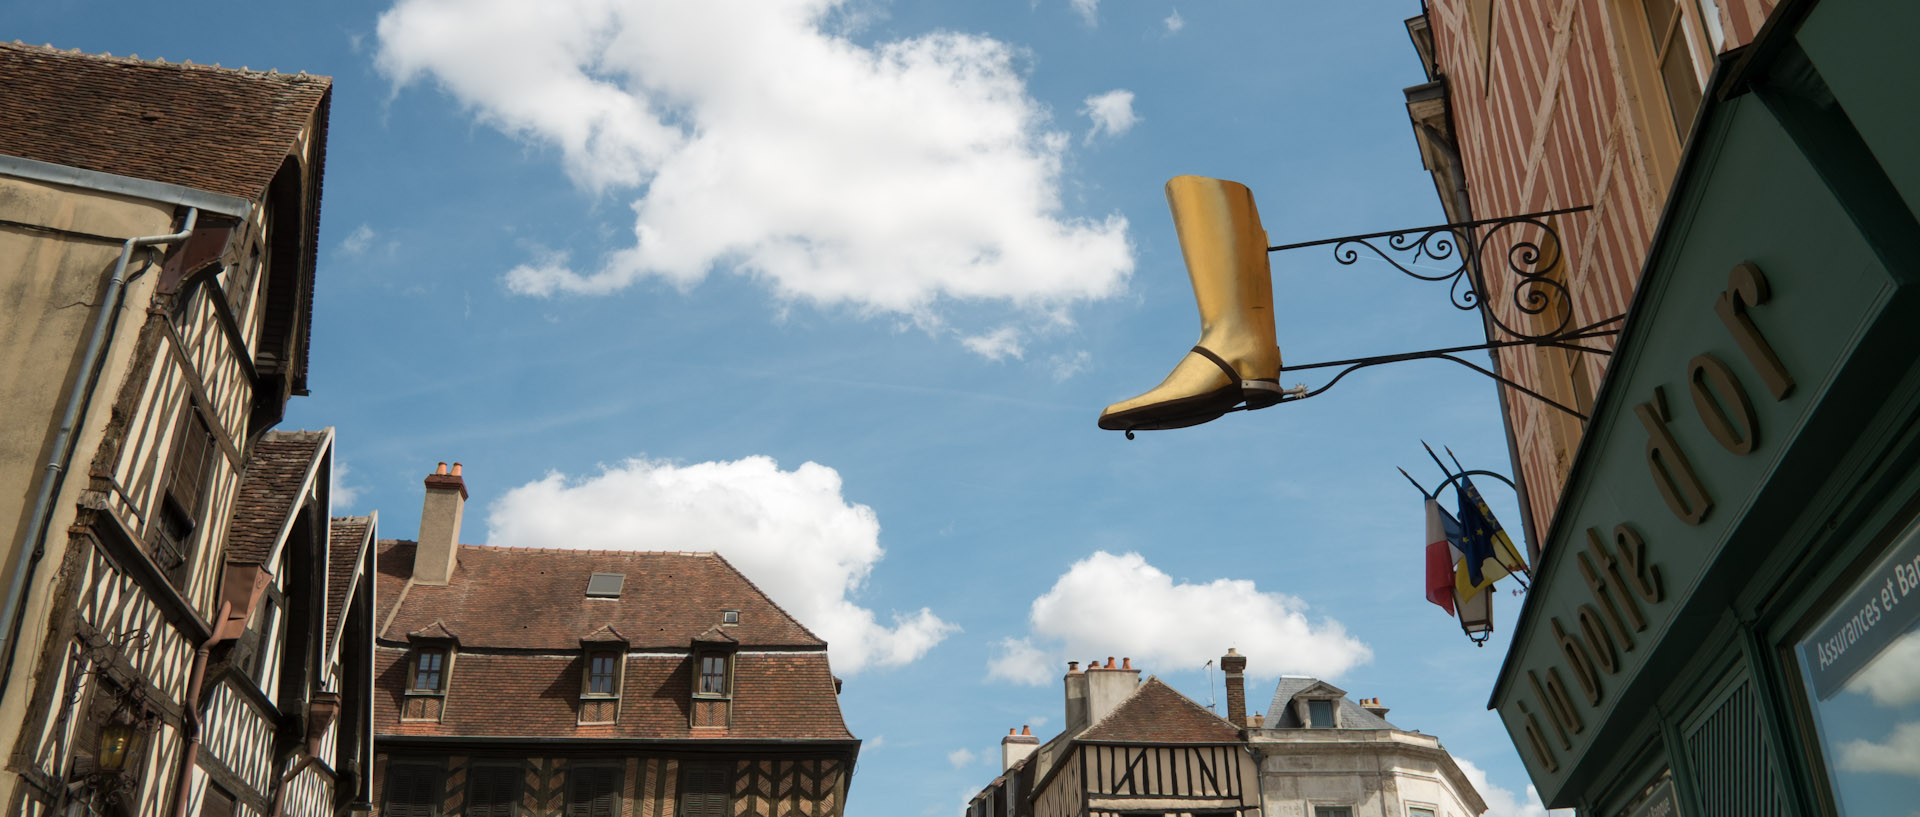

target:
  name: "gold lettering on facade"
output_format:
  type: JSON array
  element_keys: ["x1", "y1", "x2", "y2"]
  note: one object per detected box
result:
[
  {"x1": 1517, "y1": 699, "x2": 1561, "y2": 773},
  {"x1": 1636, "y1": 388, "x2": 1712, "y2": 525},
  {"x1": 1551, "y1": 618, "x2": 1602, "y2": 705},
  {"x1": 1577, "y1": 605, "x2": 1620, "y2": 674},
  {"x1": 1613, "y1": 524, "x2": 1663, "y2": 604},
  {"x1": 1714, "y1": 263, "x2": 1794, "y2": 400},
  {"x1": 1689, "y1": 353, "x2": 1758, "y2": 454}
]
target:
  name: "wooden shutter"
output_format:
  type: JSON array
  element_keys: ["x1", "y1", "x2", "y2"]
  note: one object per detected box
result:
[
  {"x1": 680, "y1": 763, "x2": 731, "y2": 817},
  {"x1": 383, "y1": 764, "x2": 439, "y2": 817},
  {"x1": 566, "y1": 766, "x2": 621, "y2": 817},
  {"x1": 468, "y1": 765, "x2": 521, "y2": 817}
]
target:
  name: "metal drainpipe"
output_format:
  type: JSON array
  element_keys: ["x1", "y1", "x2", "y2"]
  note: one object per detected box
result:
[
  {"x1": 0, "y1": 208, "x2": 200, "y2": 700},
  {"x1": 169, "y1": 599, "x2": 230, "y2": 817}
]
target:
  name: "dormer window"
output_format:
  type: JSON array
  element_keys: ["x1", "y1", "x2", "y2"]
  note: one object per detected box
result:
[
  {"x1": 403, "y1": 623, "x2": 459, "y2": 723},
  {"x1": 586, "y1": 652, "x2": 619, "y2": 696},
  {"x1": 410, "y1": 648, "x2": 447, "y2": 694},
  {"x1": 722, "y1": 609, "x2": 740, "y2": 625},
  {"x1": 1307, "y1": 698, "x2": 1336, "y2": 728},
  {"x1": 698, "y1": 654, "x2": 730, "y2": 696}
]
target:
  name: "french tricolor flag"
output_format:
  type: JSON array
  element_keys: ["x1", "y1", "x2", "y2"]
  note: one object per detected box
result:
[{"x1": 1425, "y1": 498, "x2": 1465, "y2": 616}]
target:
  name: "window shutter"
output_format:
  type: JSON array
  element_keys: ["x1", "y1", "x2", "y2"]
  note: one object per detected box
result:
[
  {"x1": 566, "y1": 766, "x2": 621, "y2": 817},
  {"x1": 383, "y1": 764, "x2": 439, "y2": 817},
  {"x1": 680, "y1": 763, "x2": 731, "y2": 817},
  {"x1": 468, "y1": 765, "x2": 521, "y2": 817}
]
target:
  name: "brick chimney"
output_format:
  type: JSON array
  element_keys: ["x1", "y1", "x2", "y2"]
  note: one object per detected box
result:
[
  {"x1": 1001, "y1": 726, "x2": 1038, "y2": 771},
  {"x1": 1064, "y1": 661, "x2": 1090, "y2": 734},
  {"x1": 414, "y1": 462, "x2": 467, "y2": 586},
  {"x1": 1221, "y1": 648, "x2": 1248, "y2": 728},
  {"x1": 1085, "y1": 657, "x2": 1140, "y2": 728}
]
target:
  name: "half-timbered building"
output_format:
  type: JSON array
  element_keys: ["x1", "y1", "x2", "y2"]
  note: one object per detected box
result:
[
  {"x1": 968, "y1": 652, "x2": 1488, "y2": 817},
  {"x1": 372, "y1": 463, "x2": 860, "y2": 817},
  {"x1": 0, "y1": 43, "x2": 374, "y2": 816}
]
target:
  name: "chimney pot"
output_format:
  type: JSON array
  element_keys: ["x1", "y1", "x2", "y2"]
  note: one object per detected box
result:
[
  {"x1": 1105, "y1": 656, "x2": 1116, "y2": 669},
  {"x1": 435, "y1": 462, "x2": 448, "y2": 475},
  {"x1": 1021, "y1": 725, "x2": 1031, "y2": 736},
  {"x1": 452, "y1": 462, "x2": 463, "y2": 476},
  {"x1": 1121, "y1": 657, "x2": 1132, "y2": 670},
  {"x1": 1067, "y1": 661, "x2": 1079, "y2": 673}
]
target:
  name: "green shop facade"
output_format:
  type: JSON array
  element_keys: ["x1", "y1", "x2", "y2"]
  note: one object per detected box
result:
[{"x1": 1489, "y1": 1, "x2": 1920, "y2": 815}]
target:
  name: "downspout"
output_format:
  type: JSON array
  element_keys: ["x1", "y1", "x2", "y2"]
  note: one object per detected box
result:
[
  {"x1": 0, "y1": 208, "x2": 200, "y2": 698},
  {"x1": 1423, "y1": 123, "x2": 1542, "y2": 563},
  {"x1": 169, "y1": 599, "x2": 231, "y2": 817}
]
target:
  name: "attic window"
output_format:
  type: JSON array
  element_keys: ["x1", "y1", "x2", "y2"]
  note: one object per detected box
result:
[
  {"x1": 722, "y1": 610, "x2": 740, "y2": 625},
  {"x1": 585, "y1": 572, "x2": 625, "y2": 598},
  {"x1": 1307, "y1": 699, "x2": 1336, "y2": 728}
]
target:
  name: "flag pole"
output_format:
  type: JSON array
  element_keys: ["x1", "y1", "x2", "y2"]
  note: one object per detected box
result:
[
  {"x1": 1397, "y1": 467, "x2": 1432, "y2": 499},
  {"x1": 1422, "y1": 440, "x2": 1455, "y2": 480},
  {"x1": 1444, "y1": 445, "x2": 1468, "y2": 474}
]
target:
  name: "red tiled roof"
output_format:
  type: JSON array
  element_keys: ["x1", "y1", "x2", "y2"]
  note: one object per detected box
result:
[
  {"x1": 225, "y1": 431, "x2": 328, "y2": 566},
  {"x1": 374, "y1": 648, "x2": 854, "y2": 741},
  {"x1": 1080, "y1": 677, "x2": 1241, "y2": 743},
  {"x1": 326, "y1": 515, "x2": 372, "y2": 656},
  {"x1": 376, "y1": 544, "x2": 823, "y2": 650},
  {"x1": 0, "y1": 41, "x2": 330, "y2": 200}
]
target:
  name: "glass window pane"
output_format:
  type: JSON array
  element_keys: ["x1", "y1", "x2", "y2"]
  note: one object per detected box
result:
[
  {"x1": 1695, "y1": 0, "x2": 1726, "y2": 51},
  {"x1": 1795, "y1": 521, "x2": 1920, "y2": 816},
  {"x1": 1658, "y1": 32, "x2": 1703, "y2": 136},
  {"x1": 1640, "y1": 0, "x2": 1675, "y2": 43}
]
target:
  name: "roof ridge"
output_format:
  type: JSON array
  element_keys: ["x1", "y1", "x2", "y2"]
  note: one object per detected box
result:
[
  {"x1": 1079, "y1": 675, "x2": 1240, "y2": 741},
  {"x1": 377, "y1": 540, "x2": 722, "y2": 559},
  {"x1": 0, "y1": 41, "x2": 332, "y2": 82}
]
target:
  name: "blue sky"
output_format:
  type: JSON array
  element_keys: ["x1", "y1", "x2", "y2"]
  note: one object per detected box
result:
[{"x1": 10, "y1": 1, "x2": 1557, "y2": 814}]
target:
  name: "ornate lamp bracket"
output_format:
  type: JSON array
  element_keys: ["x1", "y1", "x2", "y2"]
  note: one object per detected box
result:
[{"x1": 1263, "y1": 205, "x2": 1621, "y2": 421}]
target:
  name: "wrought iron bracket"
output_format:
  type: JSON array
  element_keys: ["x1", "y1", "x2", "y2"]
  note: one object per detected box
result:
[{"x1": 1258, "y1": 205, "x2": 1625, "y2": 420}]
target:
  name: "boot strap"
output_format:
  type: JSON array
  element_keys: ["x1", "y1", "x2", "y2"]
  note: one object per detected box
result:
[{"x1": 1191, "y1": 346, "x2": 1279, "y2": 393}]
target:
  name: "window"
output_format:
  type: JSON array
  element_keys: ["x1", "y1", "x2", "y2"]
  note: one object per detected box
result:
[
  {"x1": 410, "y1": 648, "x2": 447, "y2": 694},
  {"x1": 247, "y1": 592, "x2": 282, "y2": 687},
  {"x1": 467, "y1": 765, "x2": 522, "y2": 817},
  {"x1": 1410, "y1": 807, "x2": 1437, "y2": 817},
  {"x1": 679, "y1": 763, "x2": 730, "y2": 817},
  {"x1": 383, "y1": 763, "x2": 439, "y2": 817},
  {"x1": 585, "y1": 651, "x2": 619, "y2": 696},
  {"x1": 566, "y1": 766, "x2": 621, "y2": 817},
  {"x1": 199, "y1": 785, "x2": 237, "y2": 817},
  {"x1": 1307, "y1": 698, "x2": 1336, "y2": 728},
  {"x1": 1314, "y1": 808, "x2": 1353, "y2": 817},
  {"x1": 1640, "y1": 0, "x2": 1705, "y2": 138},
  {"x1": 722, "y1": 609, "x2": 740, "y2": 625},
  {"x1": 698, "y1": 654, "x2": 730, "y2": 696},
  {"x1": 156, "y1": 409, "x2": 216, "y2": 583}
]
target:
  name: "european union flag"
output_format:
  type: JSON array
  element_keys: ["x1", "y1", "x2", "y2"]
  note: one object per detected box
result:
[{"x1": 1455, "y1": 476, "x2": 1529, "y2": 596}]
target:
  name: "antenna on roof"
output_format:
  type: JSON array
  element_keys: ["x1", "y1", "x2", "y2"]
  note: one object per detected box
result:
[{"x1": 1204, "y1": 658, "x2": 1216, "y2": 713}]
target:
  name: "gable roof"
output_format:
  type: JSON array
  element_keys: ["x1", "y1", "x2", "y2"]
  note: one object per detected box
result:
[
  {"x1": 0, "y1": 41, "x2": 331, "y2": 201},
  {"x1": 326, "y1": 514, "x2": 373, "y2": 657},
  {"x1": 1080, "y1": 677, "x2": 1241, "y2": 744},
  {"x1": 226, "y1": 430, "x2": 329, "y2": 566},
  {"x1": 1265, "y1": 676, "x2": 1396, "y2": 730},
  {"x1": 376, "y1": 544, "x2": 823, "y2": 650}
]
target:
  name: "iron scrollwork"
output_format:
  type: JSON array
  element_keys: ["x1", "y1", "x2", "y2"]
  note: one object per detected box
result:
[{"x1": 1266, "y1": 205, "x2": 1622, "y2": 420}]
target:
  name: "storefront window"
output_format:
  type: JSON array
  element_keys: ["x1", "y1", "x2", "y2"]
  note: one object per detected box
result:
[{"x1": 1794, "y1": 519, "x2": 1920, "y2": 816}]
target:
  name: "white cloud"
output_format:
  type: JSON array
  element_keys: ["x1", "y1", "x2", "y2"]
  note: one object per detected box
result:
[
  {"x1": 1081, "y1": 89, "x2": 1138, "y2": 143},
  {"x1": 962, "y1": 327, "x2": 1025, "y2": 361},
  {"x1": 986, "y1": 551, "x2": 1370, "y2": 684},
  {"x1": 1070, "y1": 0, "x2": 1099, "y2": 26},
  {"x1": 484, "y1": 455, "x2": 957, "y2": 673},
  {"x1": 1163, "y1": 9, "x2": 1184, "y2": 33},
  {"x1": 947, "y1": 747, "x2": 978, "y2": 769},
  {"x1": 1455, "y1": 758, "x2": 1572, "y2": 817},
  {"x1": 1840, "y1": 721, "x2": 1920, "y2": 778},
  {"x1": 1048, "y1": 349, "x2": 1091, "y2": 382},
  {"x1": 1850, "y1": 631, "x2": 1920, "y2": 707},
  {"x1": 339, "y1": 224, "x2": 376, "y2": 256},
  {"x1": 867, "y1": 734, "x2": 886, "y2": 750},
  {"x1": 329, "y1": 461, "x2": 363, "y2": 511},
  {"x1": 1027, "y1": 714, "x2": 1049, "y2": 730},
  {"x1": 377, "y1": 0, "x2": 1132, "y2": 337}
]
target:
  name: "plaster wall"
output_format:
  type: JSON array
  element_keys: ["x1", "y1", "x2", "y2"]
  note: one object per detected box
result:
[
  {"x1": 0, "y1": 174, "x2": 176, "y2": 810},
  {"x1": 1255, "y1": 740, "x2": 1479, "y2": 817}
]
